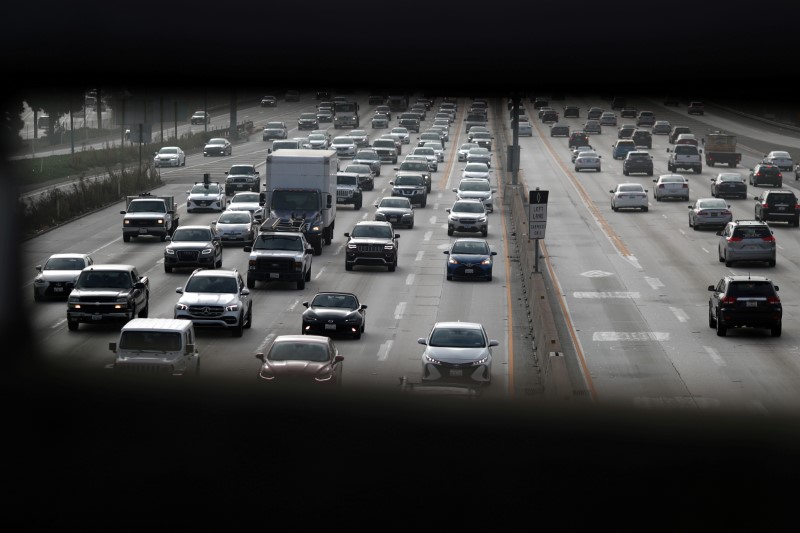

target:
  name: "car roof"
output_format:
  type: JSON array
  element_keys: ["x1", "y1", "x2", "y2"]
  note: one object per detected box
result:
[
  {"x1": 354, "y1": 220, "x2": 392, "y2": 226},
  {"x1": 190, "y1": 268, "x2": 238, "y2": 278},
  {"x1": 272, "y1": 334, "x2": 330, "y2": 345},
  {"x1": 82, "y1": 264, "x2": 135, "y2": 271},
  {"x1": 431, "y1": 321, "x2": 485, "y2": 331}
]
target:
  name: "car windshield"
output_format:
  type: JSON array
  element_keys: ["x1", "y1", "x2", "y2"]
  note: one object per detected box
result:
[
  {"x1": 351, "y1": 225, "x2": 393, "y2": 238},
  {"x1": 391, "y1": 128, "x2": 408, "y2": 135},
  {"x1": 338, "y1": 175, "x2": 358, "y2": 185},
  {"x1": 268, "y1": 342, "x2": 329, "y2": 362},
  {"x1": 414, "y1": 148, "x2": 434, "y2": 156},
  {"x1": 253, "y1": 235, "x2": 304, "y2": 251},
  {"x1": 350, "y1": 131, "x2": 366, "y2": 136},
  {"x1": 451, "y1": 241, "x2": 489, "y2": 255},
  {"x1": 395, "y1": 175, "x2": 424, "y2": 186},
  {"x1": 229, "y1": 166, "x2": 255, "y2": 175},
  {"x1": 119, "y1": 331, "x2": 181, "y2": 352},
  {"x1": 312, "y1": 293, "x2": 357, "y2": 308},
  {"x1": 159, "y1": 148, "x2": 178, "y2": 155},
  {"x1": 300, "y1": 114, "x2": 316, "y2": 120},
  {"x1": 400, "y1": 162, "x2": 428, "y2": 171},
  {"x1": 453, "y1": 202, "x2": 484, "y2": 213},
  {"x1": 333, "y1": 137, "x2": 354, "y2": 145},
  {"x1": 76, "y1": 271, "x2": 131, "y2": 289},
  {"x1": 172, "y1": 228, "x2": 212, "y2": 241},
  {"x1": 208, "y1": 138, "x2": 226, "y2": 144},
  {"x1": 429, "y1": 327, "x2": 486, "y2": 348},
  {"x1": 356, "y1": 152, "x2": 378, "y2": 160},
  {"x1": 44, "y1": 257, "x2": 85, "y2": 270},
  {"x1": 232, "y1": 193, "x2": 259, "y2": 203},
  {"x1": 218, "y1": 212, "x2": 251, "y2": 224},
  {"x1": 185, "y1": 275, "x2": 238, "y2": 294},
  {"x1": 190, "y1": 184, "x2": 221, "y2": 194},
  {"x1": 379, "y1": 198, "x2": 411, "y2": 208},
  {"x1": 345, "y1": 165, "x2": 370, "y2": 173}
]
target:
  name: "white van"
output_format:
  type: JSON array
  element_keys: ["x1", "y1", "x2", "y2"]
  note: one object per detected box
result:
[{"x1": 110, "y1": 318, "x2": 199, "y2": 377}]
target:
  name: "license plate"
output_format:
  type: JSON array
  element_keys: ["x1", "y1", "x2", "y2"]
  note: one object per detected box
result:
[
  {"x1": 54, "y1": 287, "x2": 63, "y2": 292},
  {"x1": 139, "y1": 228, "x2": 147, "y2": 234},
  {"x1": 464, "y1": 269, "x2": 474, "y2": 274},
  {"x1": 91, "y1": 314, "x2": 102, "y2": 321},
  {"x1": 449, "y1": 369, "x2": 463, "y2": 376},
  {"x1": 778, "y1": 207, "x2": 786, "y2": 211},
  {"x1": 269, "y1": 273, "x2": 279, "y2": 279},
  {"x1": 389, "y1": 217, "x2": 398, "y2": 222},
  {"x1": 325, "y1": 324, "x2": 336, "y2": 330},
  {"x1": 747, "y1": 301, "x2": 758, "y2": 307}
]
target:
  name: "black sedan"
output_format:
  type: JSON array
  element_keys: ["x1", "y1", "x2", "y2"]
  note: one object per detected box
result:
[
  {"x1": 203, "y1": 138, "x2": 232, "y2": 156},
  {"x1": 301, "y1": 292, "x2": 367, "y2": 339},
  {"x1": 710, "y1": 172, "x2": 748, "y2": 199},
  {"x1": 260, "y1": 95, "x2": 277, "y2": 107}
]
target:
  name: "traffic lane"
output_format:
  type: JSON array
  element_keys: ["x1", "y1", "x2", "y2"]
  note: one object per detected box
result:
[{"x1": 520, "y1": 107, "x2": 800, "y2": 412}]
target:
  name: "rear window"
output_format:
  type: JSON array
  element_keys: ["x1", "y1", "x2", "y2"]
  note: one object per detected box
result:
[
  {"x1": 767, "y1": 194, "x2": 796, "y2": 204},
  {"x1": 733, "y1": 226, "x2": 772, "y2": 239},
  {"x1": 727, "y1": 282, "x2": 775, "y2": 297},
  {"x1": 675, "y1": 146, "x2": 698, "y2": 154}
]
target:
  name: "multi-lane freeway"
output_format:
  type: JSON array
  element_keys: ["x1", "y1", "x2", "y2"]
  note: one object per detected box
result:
[{"x1": 21, "y1": 93, "x2": 800, "y2": 417}]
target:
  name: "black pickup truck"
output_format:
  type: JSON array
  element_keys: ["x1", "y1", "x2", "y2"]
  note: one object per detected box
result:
[{"x1": 66, "y1": 264, "x2": 150, "y2": 331}]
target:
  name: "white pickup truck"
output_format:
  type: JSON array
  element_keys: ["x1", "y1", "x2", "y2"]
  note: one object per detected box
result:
[{"x1": 667, "y1": 144, "x2": 703, "y2": 174}]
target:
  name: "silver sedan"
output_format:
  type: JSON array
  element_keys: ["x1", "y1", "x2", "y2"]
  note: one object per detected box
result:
[
  {"x1": 574, "y1": 151, "x2": 602, "y2": 172},
  {"x1": 653, "y1": 174, "x2": 689, "y2": 201},
  {"x1": 688, "y1": 198, "x2": 732, "y2": 230}
]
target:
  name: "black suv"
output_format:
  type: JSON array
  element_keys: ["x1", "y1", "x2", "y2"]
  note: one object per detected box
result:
[
  {"x1": 668, "y1": 125, "x2": 692, "y2": 144},
  {"x1": 708, "y1": 275, "x2": 782, "y2": 337},
  {"x1": 754, "y1": 190, "x2": 800, "y2": 226},
  {"x1": 390, "y1": 173, "x2": 428, "y2": 207},
  {"x1": 224, "y1": 164, "x2": 260, "y2": 195},
  {"x1": 749, "y1": 163, "x2": 783, "y2": 188},
  {"x1": 623, "y1": 151, "x2": 654, "y2": 176},
  {"x1": 568, "y1": 130, "x2": 590, "y2": 149},
  {"x1": 631, "y1": 129, "x2": 652, "y2": 149},
  {"x1": 344, "y1": 221, "x2": 400, "y2": 272},
  {"x1": 563, "y1": 105, "x2": 580, "y2": 118}
]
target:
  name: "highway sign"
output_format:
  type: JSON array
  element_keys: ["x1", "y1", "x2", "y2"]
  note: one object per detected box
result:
[{"x1": 529, "y1": 189, "x2": 549, "y2": 239}]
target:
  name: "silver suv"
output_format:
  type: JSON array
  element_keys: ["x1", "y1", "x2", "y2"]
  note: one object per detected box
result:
[
  {"x1": 717, "y1": 220, "x2": 776, "y2": 267},
  {"x1": 447, "y1": 199, "x2": 488, "y2": 237},
  {"x1": 174, "y1": 268, "x2": 253, "y2": 337}
]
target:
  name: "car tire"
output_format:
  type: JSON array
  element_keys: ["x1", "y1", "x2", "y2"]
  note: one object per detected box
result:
[
  {"x1": 216, "y1": 255, "x2": 223, "y2": 268},
  {"x1": 725, "y1": 256, "x2": 733, "y2": 267},
  {"x1": 623, "y1": 170, "x2": 629, "y2": 176},
  {"x1": 642, "y1": 206, "x2": 648, "y2": 212},
  {"x1": 232, "y1": 316, "x2": 244, "y2": 338},
  {"x1": 305, "y1": 268, "x2": 311, "y2": 282},
  {"x1": 408, "y1": 221, "x2": 414, "y2": 229},
  {"x1": 67, "y1": 319, "x2": 79, "y2": 331},
  {"x1": 247, "y1": 277, "x2": 255, "y2": 289},
  {"x1": 388, "y1": 262, "x2": 396, "y2": 272},
  {"x1": 34, "y1": 289, "x2": 42, "y2": 302},
  {"x1": 708, "y1": 307, "x2": 716, "y2": 328},
  {"x1": 716, "y1": 318, "x2": 727, "y2": 337},
  {"x1": 768, "y1": 259, "x2": 776, "y2": 267},
  {"x1": 297, "y1": 277, "x2": 305, "y2": 290},
  {"x1": 160, "y1": 234, "x2": 166, "y2": 242},
  {"x1": 772, "y1": 322, "x2": 782, "y2": 337},
  {"x1": 345, "y1": 262, "x2": 353, "y2": 271},
  {"x1": 446, "y1": 272, "x2": 452, "y2": 281},
  {"x1": 138, "y1": 301, "x2": 149, "y2": 318},
  {"x1": 481, "y1": 228, "x2": 488, "y2": 237}
]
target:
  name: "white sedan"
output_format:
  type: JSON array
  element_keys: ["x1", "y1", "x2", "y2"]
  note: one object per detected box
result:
[
  {"x1": 462, "y1": 162, "x2": 491, "y2": 181},
  {"x1": 763, "y1": 150, "x2": 794, "y2": 171},
  {"x1": 153, "y1": 146, "x2": 186, "y2": 167},
  {"x1": 574, "y1": 151, "x2": 601, "y2": 172},
  {"x1": 610, "y1": 183, "x2": 649, "y2": 212},
  {"x1": 652, "y1": 174, "x2": 689, "y2": 201}
]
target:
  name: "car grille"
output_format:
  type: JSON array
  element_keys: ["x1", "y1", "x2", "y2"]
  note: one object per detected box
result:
[
  {"x1": 338, "y1": 189, "x2": 354, "y2": 199},
  {"x1": 255, "y1": 257, "x2": 295, "y2": 271},
  {"x1": 125, "y1": 219, "x2": 157, "y2": 227},
  {"x1": 187, "y1": 305, "x2": 225, "y2": 318},
  {"x1": 116, "y1": 363, "x2": 174, "y2": 375},
  {"x1": 177, "y1": 250, "x2": 200, "y2": 261},
  {"x1": 356, "y1": 244, "x2": 384, "y2": 253}
]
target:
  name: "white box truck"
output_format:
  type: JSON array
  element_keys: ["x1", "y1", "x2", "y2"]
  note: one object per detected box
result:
[{"x1": 261, "y1": 149, "x2": 338, "y2": 255}]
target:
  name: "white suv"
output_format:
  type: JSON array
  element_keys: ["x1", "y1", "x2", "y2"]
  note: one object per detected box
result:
[{"x1": 174, "y1": 268, "x2": 253, "y2": 337}]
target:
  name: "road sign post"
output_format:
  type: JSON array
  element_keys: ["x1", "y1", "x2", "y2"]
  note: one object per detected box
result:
[{"x1": 528, "y1": 189, "x2": 549, "y2": 273}]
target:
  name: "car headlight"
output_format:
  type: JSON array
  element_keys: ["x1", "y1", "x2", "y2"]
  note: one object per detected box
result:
[
  {"x1": 201, "y1": 247, "x2": 213, "y2": 255},
  {"x1": 423, "y1": 352, "x2": 442, "y2": 364},
  {"x1": 481, "y1": 258, "x2": 492, "y2": 265},
  {"x1": 448, "y1": 257, "x2": 459, "y2": 265},
  {"x1": 165, "y1": 248, "x2": 175, "y2": 255},
  {"x1": 375, "y1": 213, "x2": 386, "y2": 220},
  {"x1": 384, "y1": 244, "x2": 394, "y2": 251},
  {"x1": 225, "y1": 303, "x2": 240, "y2": 312},
  {"x1": 471, "y1": 355, "x2": 490, "y2": 365},
  {"x1": 478, "y1": 216, "x2": 487, "y2": 223}
]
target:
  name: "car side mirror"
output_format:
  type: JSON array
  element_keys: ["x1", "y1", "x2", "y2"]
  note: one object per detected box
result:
[
  {"x1": 256, "y1": 353, "x2": 265, "y2": 362},
  {"x1": 708, "y1": 285, "x2": 715, "y2": 291}
]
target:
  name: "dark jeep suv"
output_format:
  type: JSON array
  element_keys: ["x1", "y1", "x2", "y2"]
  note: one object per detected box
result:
[
  {"x1": 568, "y1": 130, "x2": 590, "y2": 149},
  {"x1": 749, "y1": 163, "x2": 783, "y2": 188},
  {"x1": 344, "y1": 221, "x2": 400, "y2": 272},
  {"x1": 623, "y1": 151, "x2": 654, "y2": 176},
  {"x1": 754, "y1": 190, "x2": 800, "y2": 226},
  {"x1": 708, "y1": 275, "x2": 782, "y2": 337},
  {"x1": 631, "y1": 129, "x2": 653, "y2": 149}
]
